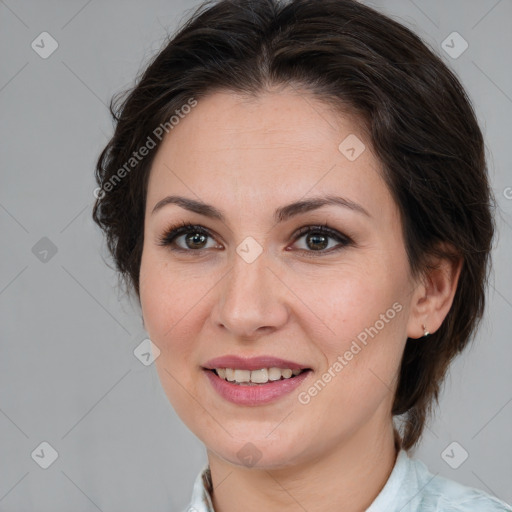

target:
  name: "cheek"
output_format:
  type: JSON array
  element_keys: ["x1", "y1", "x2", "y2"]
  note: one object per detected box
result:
[
  {"x1": 139, "y1": 248, "x2": 216, "y2": 379},
  {"x1": 139, "y1": 251, "x2": 191, "y2": 354},
  {"x1": 140, "y1": 257, "x2": 168, "y2": 338},
  {"x1": 295, "y1": 262, "x2": 406, "y2": 343},
  {"x1": 296, "y1": 266, "x2": 408, "y2": 398},
  {"x1": 139, "y1": 251, "x2": 204, "y2": 422}
]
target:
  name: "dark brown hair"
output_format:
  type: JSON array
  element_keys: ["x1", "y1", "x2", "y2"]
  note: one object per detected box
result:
[{"x1": 92, "y1": 0, "x2": 495, "y2": 451}]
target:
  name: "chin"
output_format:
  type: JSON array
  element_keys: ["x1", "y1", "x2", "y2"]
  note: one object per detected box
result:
[{"x1": 203, "y1": 430, "x2": 309, "y2": 470}]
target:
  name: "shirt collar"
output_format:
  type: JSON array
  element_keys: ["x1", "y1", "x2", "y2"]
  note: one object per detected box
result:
[{"x1": 187, "y1": 462, "x2": 215, "y2": 512}]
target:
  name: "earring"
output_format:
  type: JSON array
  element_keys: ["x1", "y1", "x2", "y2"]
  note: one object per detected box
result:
[{"x1": 422, "y1": 324, "x2": 430, "y2": 337}]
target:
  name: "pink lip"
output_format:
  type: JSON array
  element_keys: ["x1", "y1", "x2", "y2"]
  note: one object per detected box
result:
[
  {"x1": 204, "y1": 368, "x2": 312, "y2": 406},
  {"x1": 202, "y1": 355, "x2": 309, "y2": 371}
]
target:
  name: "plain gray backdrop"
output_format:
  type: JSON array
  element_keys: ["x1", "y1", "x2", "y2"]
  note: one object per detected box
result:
[{"x1": 1, "y1": 0, "x2": 511, "y2": 511}]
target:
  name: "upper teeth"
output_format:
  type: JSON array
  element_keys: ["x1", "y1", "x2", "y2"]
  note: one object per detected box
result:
[{"x1": 216, "y1": 368, "x2": 302, "y2": 384}]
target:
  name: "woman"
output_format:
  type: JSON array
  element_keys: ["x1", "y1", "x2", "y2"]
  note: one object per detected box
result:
[{"x1": 92, "y1": 0, "x2": 511, "y2": 510}]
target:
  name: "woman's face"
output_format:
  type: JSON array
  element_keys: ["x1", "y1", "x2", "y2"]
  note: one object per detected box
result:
[{"x1": 140, "y1": 89, "x2": 420, "y2": 468}]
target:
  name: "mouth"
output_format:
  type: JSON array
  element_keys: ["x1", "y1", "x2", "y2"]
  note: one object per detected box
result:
[
  {"x1": 206, "y1": 367, "x2": 311, "y2": 385},
  {"x1": 202, "y1": 364, "x2": 312, "y2": 406},
  {"x1": 201, "y1": 355, "x2": 313, "y2": 405}
]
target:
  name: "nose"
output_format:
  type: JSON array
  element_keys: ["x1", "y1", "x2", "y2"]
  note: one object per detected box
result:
[{"x1": 211, "y1": 247, "x2": 290, "y2": 340}]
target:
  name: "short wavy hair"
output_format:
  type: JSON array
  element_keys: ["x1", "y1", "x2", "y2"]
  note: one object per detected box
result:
[{"x1": 92, "y1": 0, "x2": 495, "y2": 451}]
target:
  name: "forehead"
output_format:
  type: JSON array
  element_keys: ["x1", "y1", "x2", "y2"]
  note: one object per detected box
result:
[
  {"x1": 146, "y1": 89, "x2": 394, "y2": 225},
  {"x1": 157, "y1": 88, "x2": 365, "y2": 156}
]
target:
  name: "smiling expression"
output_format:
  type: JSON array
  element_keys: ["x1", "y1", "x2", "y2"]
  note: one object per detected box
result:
[{"x1": 139, "y1": 88, "x2": 420, "y2": 468}]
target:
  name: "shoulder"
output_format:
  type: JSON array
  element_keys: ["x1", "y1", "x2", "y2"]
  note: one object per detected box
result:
[
  {"x1": 368, "y1": 449, "x2": 511, "y2": 511},
  {"x1": 409, "y1": 457, "x2": 512, "y2": 511}
]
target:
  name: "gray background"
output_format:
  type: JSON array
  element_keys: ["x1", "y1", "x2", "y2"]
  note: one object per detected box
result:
[{"x1": 1, "y1": 0, "x2": 511, "y2": 511}]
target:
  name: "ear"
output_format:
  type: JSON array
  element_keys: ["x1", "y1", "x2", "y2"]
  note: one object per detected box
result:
[{"x1": 406, "y1": 245, "x2": 463, "y2": 339}]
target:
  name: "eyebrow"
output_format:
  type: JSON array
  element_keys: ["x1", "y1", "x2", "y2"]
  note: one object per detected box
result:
[{"x1": 151, "y1": 194, "x2": 370, "y2": 222}]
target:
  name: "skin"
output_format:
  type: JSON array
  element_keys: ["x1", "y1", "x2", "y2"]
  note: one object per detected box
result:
[{"x1": 139, "y1": 88, "x2": 461, "y2": 512}]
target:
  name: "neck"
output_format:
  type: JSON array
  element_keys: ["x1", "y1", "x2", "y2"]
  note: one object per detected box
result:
[{"x1": 207, "y1": 421, "x2": 399, "y2": 512}]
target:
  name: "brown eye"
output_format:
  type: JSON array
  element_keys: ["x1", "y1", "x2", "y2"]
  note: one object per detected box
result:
[
  {"x1": 292, "y1": 225, "x2": 352, "y2": 256},
  {"x1": 304, "y1": 232, "x2": 329, "y2": 251},
  {"x1": 182, "y1": 231, "x2": 209, "y2": 249},
  {"x1": 158, "y1": 222, "x2": 219, "y2": 252}
]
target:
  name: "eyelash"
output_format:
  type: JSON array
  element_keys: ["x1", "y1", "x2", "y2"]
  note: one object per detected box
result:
[{"x1": 157, "y1": 220, "x2": 353, "y2": 258}]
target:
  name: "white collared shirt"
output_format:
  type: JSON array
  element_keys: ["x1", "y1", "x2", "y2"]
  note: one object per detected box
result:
[{"x1": 182, "y1": 449, "x2": 512, "y2": 511}]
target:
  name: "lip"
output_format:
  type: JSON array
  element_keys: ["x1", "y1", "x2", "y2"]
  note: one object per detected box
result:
[
  {"x1": 204, "y1": 367, "x2": 312, "y2": 406},
  {"x1": 202, "y1": 355, "x2": 309, "y2": 371}
]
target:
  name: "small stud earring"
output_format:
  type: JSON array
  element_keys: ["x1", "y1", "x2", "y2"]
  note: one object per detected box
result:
[{"x1": 422, "y1": 324, "x2": 430, "y2": 337}]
